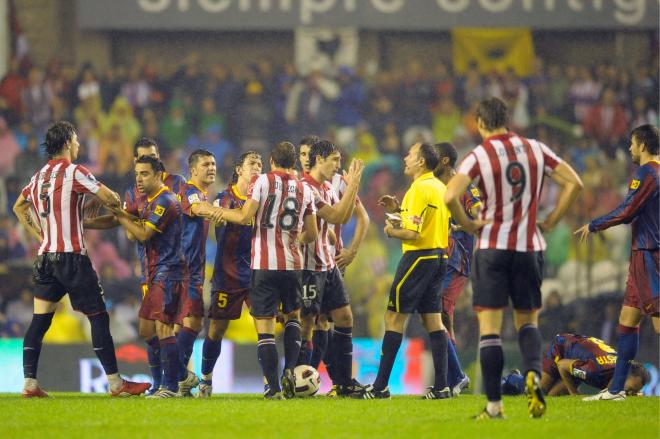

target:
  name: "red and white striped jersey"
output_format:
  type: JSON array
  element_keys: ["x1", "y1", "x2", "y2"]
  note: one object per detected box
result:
[
  {"x1": 21, "y1": 158, "x2": 101, "y2": 255},
  {"x1": 249, "y1": 171, "x2": 316, "y2": 270},
  {"x1": 456, "y1": 132, "x2": 562, "y2": 252},
  {"x1": 302, "y1": 174, "x2": 338, "y2": 271},
  {"x1": 329, "y1": 173, "x2": 347, "y2": 256}
]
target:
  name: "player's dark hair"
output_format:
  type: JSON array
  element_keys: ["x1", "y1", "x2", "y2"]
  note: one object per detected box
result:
[
  {"x1": 135, "y1": 155, "x2": 165, "y2": 174},
  {"x1": 476, "y1": 97, "x2": 509, "y2": 131},
  {"x1": 631, "y1": 124, "x2": 659, "y2": 155},
  {"x1": 231, "y1": 150, "x2": 261, "y2": 184},
  {"x1": 188, "y1": 148, "x2": 215, "y2": 169},
  {"x1": 299, "y1": 135, "x2": 320, "y2": 148},
  {"x1": 271, "y1": 141, "x2": 296, "y2": 169},
  {"x1": 42, "y1": 121, "x2": 77, "y2": 158},
  {"x1": 133, "y1": 137, "x2": 159, "y2": 157},
  {"x1": 629, "y1": 361, "x2": 651, "y2": 387},
  {"x1": 309, "y1": 139, "x2": 338, "y2": 169},
  {"x1": 418, "y1": 142, "x2": 440, "y2": 171},
  {"x1": 435, "y1": 142, "x2": 458, "y2": 168}
]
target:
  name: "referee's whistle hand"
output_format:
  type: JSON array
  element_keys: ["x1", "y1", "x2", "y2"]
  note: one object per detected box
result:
[{"x1": 573, "y1": 224, "x2": 591, "y2": 243}]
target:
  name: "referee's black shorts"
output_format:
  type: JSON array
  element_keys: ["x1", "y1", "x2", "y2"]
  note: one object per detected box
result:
[
  {"x1": 471, "y1": 249, "x2": 544, "y2": 311},
  {"x1": 387, "y1": 248, "x2": 447, "y2": 314},
  {"x1": 32, "y1": 253, "x2": 106, "y2": 315}
]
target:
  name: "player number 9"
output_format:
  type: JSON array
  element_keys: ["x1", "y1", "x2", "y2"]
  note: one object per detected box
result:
[{"x1": 505, "y1": 162, "x2": 526, "y2": 202}]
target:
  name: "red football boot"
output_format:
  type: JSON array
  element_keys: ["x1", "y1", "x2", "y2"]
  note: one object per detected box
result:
[
  {"x1": 22, "y1": 387, "x2": 49, "y2": 398},
  {"x1": 110, "y1": 380, "x2": 151, "y2": 397}
]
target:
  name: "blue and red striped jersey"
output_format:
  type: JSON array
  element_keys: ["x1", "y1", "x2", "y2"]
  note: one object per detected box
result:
[
  {"x1": 447, "y1": 183, "x2": 481, "y2": 275},
  {"x1": 141, "y1": 187, "x2": 186, "y2": 282},
  {"x1": 180, "y1": 181, "x2": 210, "y2": 286},
  {"x1": 211, "y1": 185, "x2": 252, "y2": 292},
  {"x1": 547, "y1": 333, "x2": 617, "y2": 389},
  {"x1": 124, "y1": 172, "x2": 187, "y2": 283},
  {"x1": 589, "y1": 161, "x2": 659, "y2": 250}
]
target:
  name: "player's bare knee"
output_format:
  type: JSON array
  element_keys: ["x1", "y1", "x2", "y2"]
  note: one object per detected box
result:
[
  {"x1": 421, "y1": 313, "x2": 445, "y2": 332},
  {"x1": 184, "y1": 317, "x2": 203, "y2": 333},
  {"x1": 155, "y1": 321, "x2": 175, "y2": 339},
  {"x1": 208, "y1": 319, "x2": 229, "y2": 340},
  {"x1": 331, "y1": 306, "x2": 352, "y2": 327},
  {"x1": 384, "y1": 310, "x2": 406, "y2": 333},
  {"x1": 513, "y1": 309, "x2": 539, "y2": 330}
]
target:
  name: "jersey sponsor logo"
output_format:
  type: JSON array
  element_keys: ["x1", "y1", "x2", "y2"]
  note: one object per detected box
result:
[
  {"x1": 122, "y1": 201, "x2": 127, "y2": 209},
  {"x1": 154, "y1": 205, "x2": 165, "y2": 217},
  {"x1": 409, "y1": 215, "x2": 422, "y2": 225},
  {"x1": 213, "y1": 199, "x2": 220, "y2": 207},
  {"x1": 188, "y1": 193, "x2": 201, "y2": 204},
  {"x1": 630, "y1": 179, "x2": 640, "y2": 189}
]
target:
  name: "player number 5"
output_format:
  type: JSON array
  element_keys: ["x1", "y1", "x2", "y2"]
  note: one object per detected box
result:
[{"x1": 217, "y1": 292, "x2": 228, "y2": 308}]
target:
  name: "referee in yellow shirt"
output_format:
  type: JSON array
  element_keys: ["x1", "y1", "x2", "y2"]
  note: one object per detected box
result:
[{"x1": 361, "y1": 142, "x2": 452, "y2": 400}]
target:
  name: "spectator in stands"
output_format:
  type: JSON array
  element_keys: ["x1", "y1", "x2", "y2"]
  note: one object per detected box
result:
[
  {"x1": 12, "y1": 135, "x2": 41, "y2": 179},
  {"x1": 582, "y1": 87, "x2": 629, "y2": 159},
  {"x1": 0, "y1": 58, "x2": 26, "y2": 124},
  {"x1": 21, "y1": 67, "x2": 53, "y2": 137},
  {"x1": 0, "y1": 118, "x2": 20, "y2": 177}
]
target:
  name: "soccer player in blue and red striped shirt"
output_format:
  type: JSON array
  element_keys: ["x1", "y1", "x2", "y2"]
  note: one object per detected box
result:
[
  {"x1": 198, "y1": 151, "x2": 262, "y2": 397},
  {"x1": 116, "y1": 155, "x2": 187, "y2": 398},
  {"x1": 434, "y1": 142, "x2": 481, "y2": 396},
  {"x1": 576, "y1": 124, "x2": 659, "y2": 401},
  {"x1": 124, "y1": 138, "x2": 186, "y2": 394}
]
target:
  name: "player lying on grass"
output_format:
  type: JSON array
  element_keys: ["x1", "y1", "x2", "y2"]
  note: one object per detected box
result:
[{"x1": 501, "y1": 333, "x2": 650, "y2": 396}]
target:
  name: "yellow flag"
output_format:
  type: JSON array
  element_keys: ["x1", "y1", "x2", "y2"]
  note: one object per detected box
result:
[{"x1": 452, "y1": 28, "x2": 535, "y2": 77}]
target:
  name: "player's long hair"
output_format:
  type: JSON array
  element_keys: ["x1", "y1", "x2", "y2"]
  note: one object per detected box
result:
[
  {"x1": 42, "y1": 121, "x2": 77, "y2": 158},
  {"x1": 231, "y1": 150, "x2": 261, "y2": 184},
  {"x1": 309, "y1": 139, "x2": 338, "y2": 169}
]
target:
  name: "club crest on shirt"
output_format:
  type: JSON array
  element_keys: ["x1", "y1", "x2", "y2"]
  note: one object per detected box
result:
[
  {"x1": 409, "y1": 215, "x2": 422, "y2": 225},
  {"x1": 471, "y1": 187, "x2": 480, "y2": 197},
  {"x1": 630, "y1": 179, "x2": 640, "y2": 190},
  {"x1": 188, "y1": 193, "x2": 201, "y2": 204},
  {"x1": 154, "y1": 205, "x2": 165, "y2": 217}
]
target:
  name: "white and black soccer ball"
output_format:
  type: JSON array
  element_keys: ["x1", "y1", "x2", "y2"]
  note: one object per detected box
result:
[{"x1": 294, "y1": 365, "x2": 321, "y2": 397}]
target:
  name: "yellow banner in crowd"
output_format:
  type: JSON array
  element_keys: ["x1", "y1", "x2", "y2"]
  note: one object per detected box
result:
[{"x1": 452, "y1": 28, "x2": 535, "y2": 77}]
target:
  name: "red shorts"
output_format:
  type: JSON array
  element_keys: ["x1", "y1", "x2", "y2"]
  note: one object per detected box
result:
[
  {"x1": 176, "y1": 283, "x2": 205, "y2": 323},
  {"x1": 440, "y1": 268, "x2": 468, "y2": 317},
  {"x1": 209, "y1": 288, "x2": 250, "y2": 320},
  {"x1": 139, "y1": 279, "x2": 184, "y2": 325},
  {"x1": 623, "y1": 250, "x2": 659, "y2": 316}
]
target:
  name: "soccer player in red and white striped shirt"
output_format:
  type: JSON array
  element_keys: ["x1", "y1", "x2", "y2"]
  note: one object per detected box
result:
[
  {"x1": 299, "y1": 140, "x2": 365, "y2": 396},
  {"x1": 12, "y1": 121, "x2": 150, "y2": 398},
  {"x1": 217, "y1": 141, "x2": 319, "y2": 399},
  {"x1": 445, "y1": 98, "x2": 583, "y2": 419}
]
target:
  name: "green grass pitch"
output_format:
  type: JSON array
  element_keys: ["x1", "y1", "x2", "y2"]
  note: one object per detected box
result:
[{"x1": 1, "y1": 393, "x2": 657, "y2": 438}]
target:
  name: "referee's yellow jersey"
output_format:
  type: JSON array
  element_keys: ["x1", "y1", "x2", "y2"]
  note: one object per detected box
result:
[{"x1": 399, "y1": 171, "x2": 450, "y2": 253}]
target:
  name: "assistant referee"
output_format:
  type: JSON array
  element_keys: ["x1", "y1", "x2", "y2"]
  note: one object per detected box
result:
[{"x1": 361, "y1": 142, "x2": 452, "y2": 399}]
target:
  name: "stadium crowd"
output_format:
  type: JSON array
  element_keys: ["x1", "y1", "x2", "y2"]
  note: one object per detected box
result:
[{"x1": 0, "y1": 53, "x2": 658, "y2": 360}]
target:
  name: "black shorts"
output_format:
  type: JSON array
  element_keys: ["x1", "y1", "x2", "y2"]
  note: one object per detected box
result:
[
  {"x1": 471, "y1": 249, "x2": 544, "y2": 311},
  {"x1": 32, "y1": 253, "x2": 106, "y2": 315},
  {"x1": 250, "y1": 269, "x2": 302, "y2": 318},
  {"x1": 322, "y1": 267, "x2": 350, "y2": 314},
  {"x1": 388, "y1": 248, "x2": 446, "y2": 314},
  {"x1": 301, "y1": 270, "x2": 328, "y2": 317}
]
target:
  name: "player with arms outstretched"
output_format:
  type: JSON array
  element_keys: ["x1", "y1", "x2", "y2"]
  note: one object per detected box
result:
[
  {"x1": 115, "y1": 156, "x2": 187, "y2": 398},
  {"x1": 576, "y1": 124, "x2": 659, "y2": 401},
  {"x1": 199, "y1": 151, "x2": 263, "y2": 397},
  {"x1": 13, "y1": 121, "x2": 150, "y2": 397},
  {"x1": 216, "y1": 141, "x2": 319, "y2": 399}
]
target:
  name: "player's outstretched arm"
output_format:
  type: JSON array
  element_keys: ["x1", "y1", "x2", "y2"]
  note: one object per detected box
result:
[
  {"x1": 12, "y1": 193, "x2": 42, "y2": 242},
  {"x1": 539, "y1": 162, "x2": 583, "y2": 233},
  {"x1": 84, "y1": 214, "x2": 120, "y2": 230},
  {"x1": 444, "y1": 174, "x2": 489, "y2": 234},
  {"x1": 95, "y1": 184, "x2": 122, "y2": 210},
  {"x1": 115, "y1": 211, "x2": 157, "y2": 242},
  {"x1": 220, "y1": 199, "x2": 259, "y2": 225},
  {"x1": 336, "y1": 200, "x2": 370, "y2": 270}
]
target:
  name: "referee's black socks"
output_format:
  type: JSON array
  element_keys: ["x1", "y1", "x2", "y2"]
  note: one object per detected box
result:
[
  {"x1": 23, "y1": 312, "x2": 55, "y2": 379},
  {"x1": 428, "y1": 330, "x2": 449, "y2": 390},
  {"x1": 479, "y1": 334, "x2": 503, "y2": 402},
  {"x1": 373, "y1": 330, "x2": 403, "y2": 391}
]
